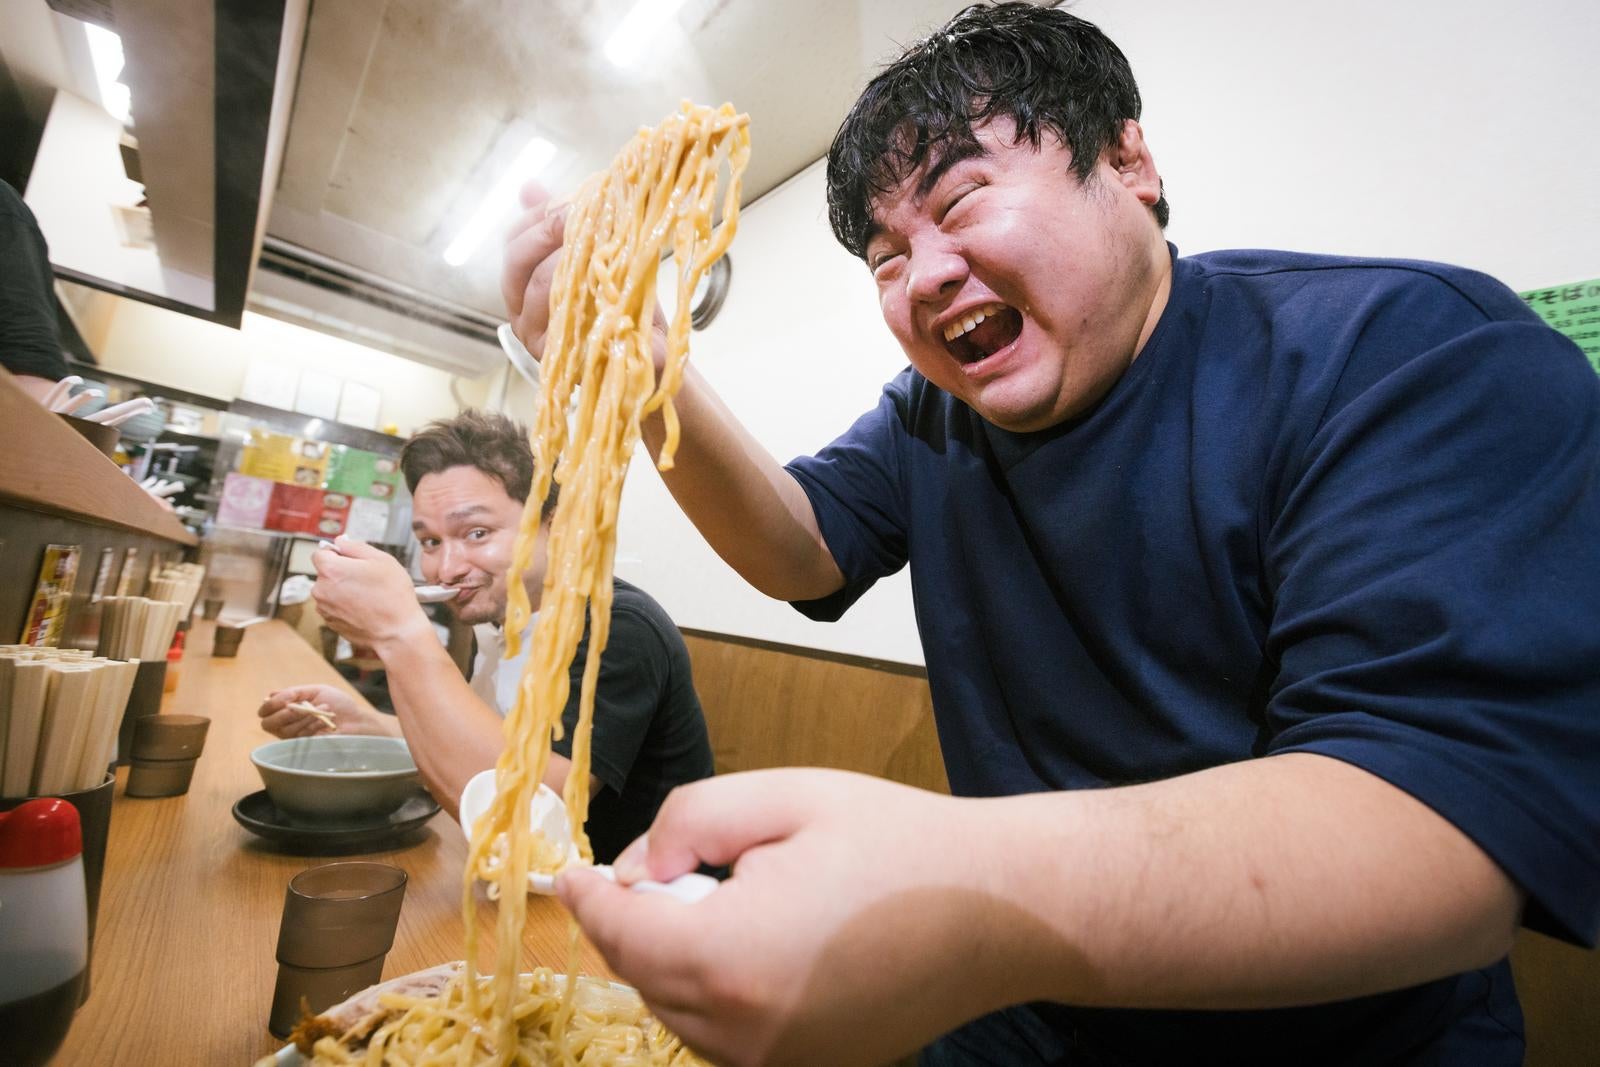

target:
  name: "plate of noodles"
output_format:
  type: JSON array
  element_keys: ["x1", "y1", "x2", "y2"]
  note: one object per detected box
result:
[{"x1": 265, "y1": 961, "x2": 709, "y2": 1066}]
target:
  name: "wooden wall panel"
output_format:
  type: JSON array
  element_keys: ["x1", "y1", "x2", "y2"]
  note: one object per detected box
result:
[
  {"x1": 683, "y1": 633, "x2": 948, "y2": 794},
  {"x1": 1512, "y1": 930, "x2": 1600, "y2": 1066}
]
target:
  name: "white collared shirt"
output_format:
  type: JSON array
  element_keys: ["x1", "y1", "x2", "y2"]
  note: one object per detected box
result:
[{"x1": 468, "y1": 617, "x2": 534, "y2": 716}]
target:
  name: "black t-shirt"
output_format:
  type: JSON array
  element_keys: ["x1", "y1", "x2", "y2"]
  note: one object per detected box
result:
[
  {"x1": 0, "y1": 179, "x2": 68, "y2": 383},
  {"x1": 542, "y1": 578, "x2": 713, "y2": 863}
]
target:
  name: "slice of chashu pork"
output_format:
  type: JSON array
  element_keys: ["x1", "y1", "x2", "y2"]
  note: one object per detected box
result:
[{"x1": 255, "y1": 961, "x2": 464, "y2": 1063}]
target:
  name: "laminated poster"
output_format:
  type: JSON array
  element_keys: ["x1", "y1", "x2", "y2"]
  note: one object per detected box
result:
[
  {"x1": 345, "y1": 495, "x2": 392, "y2": 542},
  {"x1": 114, "y1": 547, "x2": 140, "y2": 596},
  {"x1": 90, "y1": 546, "x2": 117, "y2": 602},
  {"x1": 20, "y1": 544, "x2": 81, "y2": 646},
  {"x1": 325, "y1": 447, "x2": 401, "y2": 499},
  {"x1": 1519, "y1": 277, "x2": 1600, "y2": 374}
]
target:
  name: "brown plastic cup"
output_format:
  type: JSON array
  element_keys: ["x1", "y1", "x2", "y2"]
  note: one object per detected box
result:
[
  {"x1": 267, "y1": 862, "x2": 408, "y2": 1037},
  {"x1": 268, "y1": 957, "x2": 387, "y2": 1037},
  {"x1": 130, "y1": 713, "x2": 210, "y2": 760},
  {"x1": 202, "y1": 597, "x2": 224, "y2": 620},
  {"x1": 212, "y1": 625, "x2": 245, "y2": 658},
  {"x1": 124, "y1": 757, "x2": 198, "y2": 797}
]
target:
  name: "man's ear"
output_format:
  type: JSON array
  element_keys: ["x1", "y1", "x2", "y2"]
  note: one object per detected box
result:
[{"x1": 1110, "y1": 119, "x2": 1162, "y2": 208}]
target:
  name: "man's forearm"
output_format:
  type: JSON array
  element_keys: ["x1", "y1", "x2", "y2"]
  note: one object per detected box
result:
[
  {"x1": 372, "y1": 629, "x2": 506, "y2": 820},
  {"x1": 971, "y1": 752, "x2": 1522, "y2": 1011},
  {"x1": 641, "y1": 363, "x2": 845, "y2": 602},
  {"x1": 372, "y1": 626, "x2": 589, "y2": 818}
]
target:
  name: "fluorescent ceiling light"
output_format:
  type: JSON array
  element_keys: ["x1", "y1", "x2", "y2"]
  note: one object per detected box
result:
[
  {"x1": 83, "y1": 23, "x2": 131, "y2": 124},
  {"x1": 604, "y1": 0, "x2": 689, "y2": 69},
  {"x1": 442, "y1": 135, "x2": 557, "y2": 267}
]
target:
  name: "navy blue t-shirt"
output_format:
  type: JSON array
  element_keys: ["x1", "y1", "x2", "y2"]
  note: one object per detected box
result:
[{"x1": 786, "y1": 247, "x2": 1600, "y2": 1063}]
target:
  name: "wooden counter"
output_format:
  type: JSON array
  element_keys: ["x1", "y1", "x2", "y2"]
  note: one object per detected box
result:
[
  {"x1": 51, "y1": 619, "x2": 609, "y2": 1064},
  {"x1": 0, "y1": 368, "x2": 196, "y2": 547}
]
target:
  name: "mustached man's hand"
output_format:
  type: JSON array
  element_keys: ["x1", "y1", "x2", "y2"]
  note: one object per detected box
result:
[
  {"x1": 257, "y1": 684, "x2": 398, "y2": 738},
  {"x1": 311, "y1": 536, "x2": 433, "y2": 655}
]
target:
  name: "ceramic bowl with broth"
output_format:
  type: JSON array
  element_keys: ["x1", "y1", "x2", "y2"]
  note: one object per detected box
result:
[{"x1": 250, "y1": 736, "x2": 422, "y2": 821}]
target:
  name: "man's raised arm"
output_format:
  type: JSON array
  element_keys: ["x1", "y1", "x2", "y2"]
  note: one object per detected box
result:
[{"x1": 502, "y1": 186, "x2": 844, "y2": 603}]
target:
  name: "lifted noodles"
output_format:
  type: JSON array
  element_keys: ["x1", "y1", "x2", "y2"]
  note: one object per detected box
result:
[{"x1": 300, "y1": 101, "x2": 748, "y2": 1065}]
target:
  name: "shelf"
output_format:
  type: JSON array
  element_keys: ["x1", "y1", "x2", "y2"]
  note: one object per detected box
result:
[{"x1": 0, "y1": 371, "x2": 196, "y2": 545}]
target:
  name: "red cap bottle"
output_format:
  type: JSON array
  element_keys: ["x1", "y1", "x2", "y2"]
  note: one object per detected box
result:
[{"x1": 0, "y1": 798, "x2": 88, "y2": 1065}]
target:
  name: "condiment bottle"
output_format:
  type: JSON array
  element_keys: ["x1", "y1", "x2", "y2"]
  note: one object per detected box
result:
[
  {"x1": 163, "y1": 627, "x2": 187, "y2": 693},
  {"x1": 0, "y1": 798, "x2": 88, "y2": 1066}
]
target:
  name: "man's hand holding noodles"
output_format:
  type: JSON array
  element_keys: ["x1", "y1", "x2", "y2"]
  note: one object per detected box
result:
[{"x1": 558, "y1": 769, "x2": 1002, "y2": 1067}]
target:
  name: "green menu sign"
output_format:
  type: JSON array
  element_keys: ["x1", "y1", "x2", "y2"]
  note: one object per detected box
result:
[{"x1": 1519, "y1": 277, "x2": 1600, "y2": 374}]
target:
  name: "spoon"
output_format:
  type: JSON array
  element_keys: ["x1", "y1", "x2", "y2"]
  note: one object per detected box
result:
[
  {"x1": 86, "y1": 396, "x2": 157, "y2": 426},
  {"x1": 40, "y1": 375, "x2": 81, "y2": 410},
  {"x1": 315, "y1": 540, "x2": 458, "y2": 603},
  {"x1": 498, "y1": 323, "x2": 541, "y2": 388},
  {"x1": 457, "y1": 769, "x2": 717, "y2": 904}
]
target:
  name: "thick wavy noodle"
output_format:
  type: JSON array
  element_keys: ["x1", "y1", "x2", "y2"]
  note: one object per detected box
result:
[
  {"x1": 303, "y1": 968, "x2": 705, "y2": 1066},
  {"x1": 309, "y1": 102, "x2": 747, "y2": 1066}
]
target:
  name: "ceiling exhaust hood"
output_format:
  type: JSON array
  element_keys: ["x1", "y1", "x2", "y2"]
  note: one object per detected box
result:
[
  {"x1": 250, "y1": 237, "x2": 504, "y2": 379},
  {"x1": 23, "y1": 0, "x2": 307, "y2": 329}
]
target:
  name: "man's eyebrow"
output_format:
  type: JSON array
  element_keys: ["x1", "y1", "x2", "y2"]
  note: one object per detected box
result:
[
  {"x1": 865, "y1": 140, "x2": 992, "y2": 252},
  {"x1": 914, "y1": 140, "x2": 990, "y2": 200},
  {"x1": 412, "y1": 504, "x2": 494, "y2": 531}
]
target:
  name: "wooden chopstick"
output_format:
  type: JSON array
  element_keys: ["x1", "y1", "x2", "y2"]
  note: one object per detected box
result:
[
  {"x1": 2, "y1": 661, "x2": 49, "y2": 796},
  {"x1": 76, "y1": 659, "x2": 136, "y2": 791},
  {"x1": 33, "y1": 664, "x2": 96, "y2": 796},
  {"x1": 287, "y1": 701, "x2": 338, "y2": 730}
]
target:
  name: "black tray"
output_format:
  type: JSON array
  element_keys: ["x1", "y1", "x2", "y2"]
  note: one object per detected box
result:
[{"x1": 232, "y1": 789, "x2": 441, "y2": 855}]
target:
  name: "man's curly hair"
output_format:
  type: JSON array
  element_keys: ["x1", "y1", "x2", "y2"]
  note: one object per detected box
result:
[{"x1": 400, "y1": 409, "x2": 557, "y2": 520}]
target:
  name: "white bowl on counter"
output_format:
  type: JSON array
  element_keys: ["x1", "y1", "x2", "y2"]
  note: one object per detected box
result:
[{"x1": 250, "y1": 736, "x2": 421, "y2": 821}]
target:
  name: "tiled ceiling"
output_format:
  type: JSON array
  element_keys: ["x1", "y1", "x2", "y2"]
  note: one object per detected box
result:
[{"x1": 267, "y1": 0, "x2": 1016, "y2": 319}]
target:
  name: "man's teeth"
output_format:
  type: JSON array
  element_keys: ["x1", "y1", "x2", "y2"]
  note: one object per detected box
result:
[{"x1": 942, "y1": 303, "x2": 1007, "y2": 343}]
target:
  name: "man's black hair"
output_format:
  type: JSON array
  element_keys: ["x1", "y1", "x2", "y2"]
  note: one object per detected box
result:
[
  {"x1": 400, "y1": 409, "x2": 559, "y2": 521},
  {"x1": 825, "y1": 1, "x2": 1168, "y2": 260}
]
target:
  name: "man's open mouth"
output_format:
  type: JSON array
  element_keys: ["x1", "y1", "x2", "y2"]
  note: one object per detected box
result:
[{"x1": 942, "y1": 301, "x2": 1023, "y2": 364}]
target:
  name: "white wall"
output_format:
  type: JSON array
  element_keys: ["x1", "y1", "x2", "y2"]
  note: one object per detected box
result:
[
  {"x1": 1082, "y1": 0, "x2": 1599, "y2": 289},
  {"x1": 587, "y1": 0, "x2": 1600, "y2": 666},
  {"x1": 614, "y1": 163, "x2": 921, "y2": 662}
]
